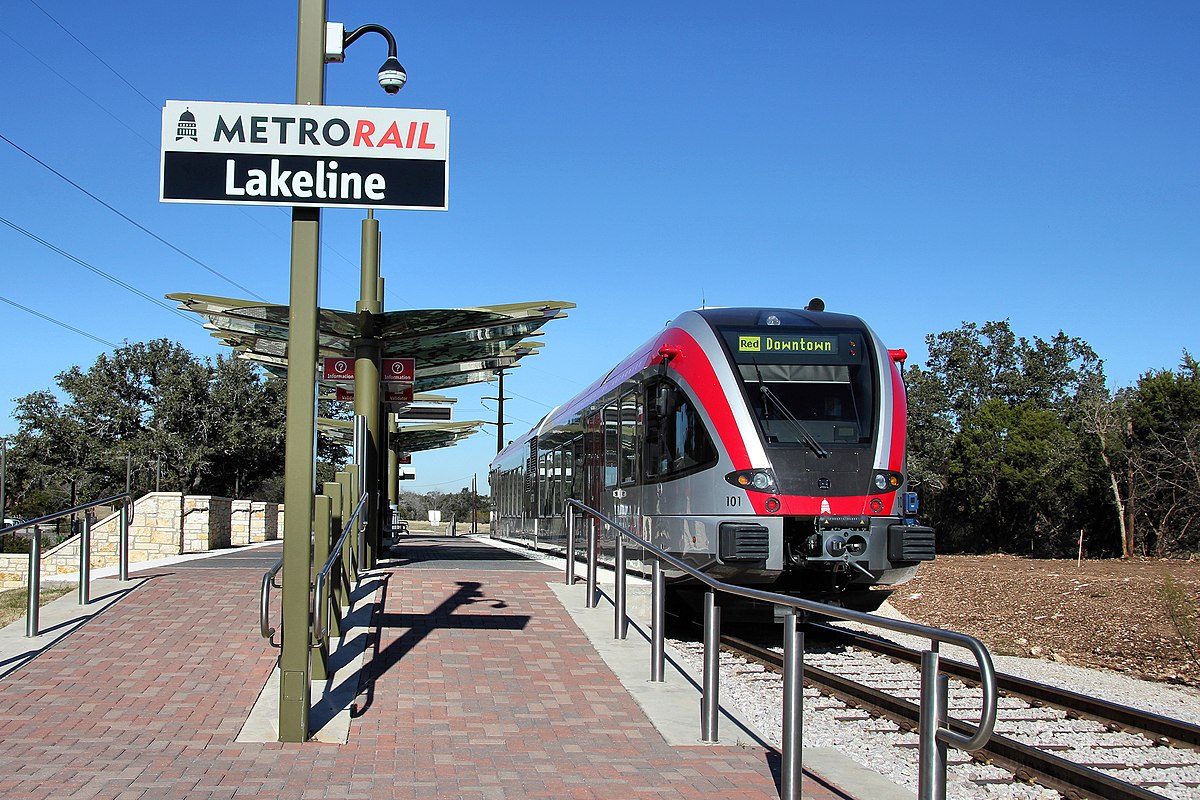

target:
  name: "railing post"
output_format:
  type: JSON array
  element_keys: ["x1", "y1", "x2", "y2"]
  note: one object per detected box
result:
[
  {"x1": 701, "y1": 589, "x2": 720, "y2": 742},
  {"x1": 585, "y1": 520, "x2": 598, "y2": 609},
  {"x1": 26, "y1": 525, "x2": 41, "y2": 637},
  {"x1": 650, "y1": 558, "x2": 665, "y2": 682},
  {"x1": 918, "y1": 646, "x2": 949, "y2": 800},
  {"x1": 781, "y1": 607, "x2": 804, "y2": 800},
  {"x1": 614, "y1": 534, "x2": 628, "y2": 640},
  {"x1": 564, "y1": 505, "x2": 576, "y2": 586},
  {"x1": 77, "y1": 514, "x2": 92, "y2": 605},
  {"x1": 118, "y1": 496, "x2": 130, "y2": 582}
]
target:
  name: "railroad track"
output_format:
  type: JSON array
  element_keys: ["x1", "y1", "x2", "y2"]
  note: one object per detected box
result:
[{"x1": 721, "y1": 629, "x2": 1200, "y2": 800}]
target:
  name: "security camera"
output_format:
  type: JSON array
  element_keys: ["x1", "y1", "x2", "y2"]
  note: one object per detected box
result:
[{"x1": 378, "y1": 56, "x2": 407, "y2": 94}]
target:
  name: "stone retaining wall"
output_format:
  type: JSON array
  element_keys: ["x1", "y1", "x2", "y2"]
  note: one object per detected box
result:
[{"x1": 0, "y1": 493, "x2": 283, "y2": 590}]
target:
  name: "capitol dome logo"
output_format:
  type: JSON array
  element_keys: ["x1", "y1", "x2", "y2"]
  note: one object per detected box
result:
[{"x1": 176, "y1": 109, "x2": 197, "y2": 141}]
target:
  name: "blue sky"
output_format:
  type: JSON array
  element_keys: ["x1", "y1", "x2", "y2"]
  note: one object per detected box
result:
[{"x1": 1, "y1": 1, "x2": 1197, "y2": 493}]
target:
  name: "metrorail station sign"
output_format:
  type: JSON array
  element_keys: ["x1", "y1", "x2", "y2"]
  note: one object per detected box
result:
[{"x1": 160, "y1": 100, "x2": 449, "y2": 210}]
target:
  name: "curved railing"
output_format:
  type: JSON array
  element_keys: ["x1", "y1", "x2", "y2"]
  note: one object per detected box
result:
[
  {"x1": 259, "y1": 558, "x2": 284, "y2": 647},
  {"x1": 564, "y1": 498, "x2": 998, "y2": 800}
]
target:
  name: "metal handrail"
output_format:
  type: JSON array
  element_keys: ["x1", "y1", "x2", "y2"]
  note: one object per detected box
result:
[
  {"x1": 565, "y1": 498, "x2": 998, "y2": 800},
  {"x1": 312, "y1": 493, "x2": 367, "y2": 648},
  {"x1": 10, "y1": 492, "x2": 134, "y2": 638},
  {"x1": 260, "y1": 558, "x2": 284, "y2": 647},
  {"x1": 0, "y1": 492, "x2": 132, "y2": 535}
]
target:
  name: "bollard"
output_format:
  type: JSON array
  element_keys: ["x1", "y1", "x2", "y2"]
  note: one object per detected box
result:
[
  {"x1": 701, "y1": 590, "x2": 720, "y2": 742},
  {"x1": 26, "y1": 525, "x2": 41, "y2": 637}
]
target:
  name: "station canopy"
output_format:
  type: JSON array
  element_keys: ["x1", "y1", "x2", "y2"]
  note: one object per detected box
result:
[{"x1": 167, "y1": 292, "x2": 574, "y2": 454}]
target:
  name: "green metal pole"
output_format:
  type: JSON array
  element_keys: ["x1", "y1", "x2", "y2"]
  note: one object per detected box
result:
[
  {"x1": 324, "y1": 480, "x2": 344, "y2": 608},
  {"x1": 311, "y1": 493, "x2": 331, "y2": 682},
  {"x1": 388, "y1": 414, "x2": 399, "y2": 527},
  {"x1": 354, "y1": 212, "x2": 382, "y2": 569},
  {"x1": 278, "y1": 0, "x2": 327, "y2": 743},
  {"x1": 337, "y1": 471, "x2": 355, "y2": 583},
  {"x1": 377, "y1": 274, "x2": 390, "y2": 549}
]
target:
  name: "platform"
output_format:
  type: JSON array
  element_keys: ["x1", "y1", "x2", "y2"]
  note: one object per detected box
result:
[{"x1": 0, "y1": 533, "x2": 906, "y2": 799}]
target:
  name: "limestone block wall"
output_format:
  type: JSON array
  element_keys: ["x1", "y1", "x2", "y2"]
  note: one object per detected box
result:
[{"x1": 249, "y1": 502, "x2": 279, "y2": 543}]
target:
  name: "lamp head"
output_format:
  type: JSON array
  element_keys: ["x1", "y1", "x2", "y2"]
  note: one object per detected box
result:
[{"x1": 378, "y1": 56, "x2": 407, "y2": 93}]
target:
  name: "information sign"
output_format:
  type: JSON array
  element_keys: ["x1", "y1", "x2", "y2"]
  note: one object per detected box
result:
[
  {"x1": 381, "y1": 358, "x2": 415, "y2": 383},
  {"x1": 323, "y1": 357, "x2": 354, "y2": 381}
]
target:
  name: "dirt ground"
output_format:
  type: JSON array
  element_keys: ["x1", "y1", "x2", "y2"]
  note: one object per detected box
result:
[{"x1": 886, "y1": 554, "x2": 1200, "y2": 687}]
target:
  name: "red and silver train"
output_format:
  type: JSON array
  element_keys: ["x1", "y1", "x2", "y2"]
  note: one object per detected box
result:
[{"x1": 489, "y1": 304, "x2": 934, "y2": 612}]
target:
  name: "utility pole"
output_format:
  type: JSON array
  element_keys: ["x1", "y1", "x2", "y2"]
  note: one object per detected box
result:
[
  {"x1": 278, "y1": 0, "x2": 327, "y2": 743},
  {"x1": 483, "y1": 368, "x2": 508, "y2": 453}
]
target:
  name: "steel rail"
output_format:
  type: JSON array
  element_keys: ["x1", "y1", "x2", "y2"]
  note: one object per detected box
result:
[
  {"x1": 727, "y1": 635, "x2": 1173, "y2": 800},
  {"x1": 812, "y1": 622, "x2": 1200, "y2": 749}
]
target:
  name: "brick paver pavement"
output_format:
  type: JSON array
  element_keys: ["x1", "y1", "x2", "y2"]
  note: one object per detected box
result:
[{"x1": 0, "y1": 544, "x2": 846, "y2": 799}]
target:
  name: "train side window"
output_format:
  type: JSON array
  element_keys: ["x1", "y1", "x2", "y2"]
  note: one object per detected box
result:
[
  {"x1": 645, "y1": 378, "x2": 716, "y2": 481},
  {"x1": 603, "y1": 402, "x2": 619, "y2": 488},
  {"x1": 618, "y1": 390, "x2": 641, "y2": 486},
  {"x1": 572, "y1": 437, "x2": 584, "y2": 501}
]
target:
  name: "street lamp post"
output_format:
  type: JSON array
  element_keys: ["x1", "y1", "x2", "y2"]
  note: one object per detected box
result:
[
  {"x1": 277, "y1": 0, "x2": 329, "y2": 744},
  {"x1": 278, "y1": 1, "x2": 407, "y2": 743}
]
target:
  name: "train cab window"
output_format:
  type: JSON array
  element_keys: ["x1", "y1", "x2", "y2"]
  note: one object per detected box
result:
[
  {"x1": 644, "y1": 378, "x2": 717, "y2": 481},
  {"x1": 618, "y1": 391, "x2": 641, "y2": 486}
]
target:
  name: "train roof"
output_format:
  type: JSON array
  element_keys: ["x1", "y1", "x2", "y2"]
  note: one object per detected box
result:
[
  {"x1": 490, "y1": 304, "x2": 876, "y2": 468},
  {"x1": 690, "y1": 306, "x2": 868, "y2": 330}
]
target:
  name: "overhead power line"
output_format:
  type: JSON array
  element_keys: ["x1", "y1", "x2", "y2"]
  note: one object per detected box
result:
[
  {"x1": 0, "y1": 132, "x2": 267, "y2": 301},
  {"x1": 0, "y1": 214, "x2": 202, "y2": 327},
  {"x1": 27, "y1": 0, "x2": 160, "y2": 111},
  {"x1": 0, "y1": 292, "x2": 119, "y2": 348}
]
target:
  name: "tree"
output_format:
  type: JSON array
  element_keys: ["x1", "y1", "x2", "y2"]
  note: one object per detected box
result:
[
  {"x1": 1124, "y1": 353, "x2": 1200, "y2": 556},
  {"x1": 906, "y1": 320, "x2": 1117, "y2": 556},
  {"x1": 5, "y1": 340, "x2": 328, "y2": 512}
]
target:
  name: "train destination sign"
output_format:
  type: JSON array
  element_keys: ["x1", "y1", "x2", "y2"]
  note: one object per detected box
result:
[
  {"x1": 160, "y1": 100, "x2": 449, "y2": 210},
  {"x1": 737, "y1": 334, "x2": 839, "y2": 354}
]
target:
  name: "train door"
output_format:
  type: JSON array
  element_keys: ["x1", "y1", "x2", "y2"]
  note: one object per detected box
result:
[
  {"x1": 613, "y1": 390, "x2": 643, "y2": 563},
  {"x1": 583, "y1": 411, "x2": 604, "y2": 550}
]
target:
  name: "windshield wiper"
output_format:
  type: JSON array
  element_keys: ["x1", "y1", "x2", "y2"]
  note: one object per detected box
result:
[{"x1": 752, "y1": 359, "x2": 830, "y2": 458}]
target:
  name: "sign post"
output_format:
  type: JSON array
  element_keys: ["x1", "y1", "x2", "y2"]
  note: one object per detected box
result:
[{"x1": 276, "y1": 0, "x2": 326, "y2": 744}]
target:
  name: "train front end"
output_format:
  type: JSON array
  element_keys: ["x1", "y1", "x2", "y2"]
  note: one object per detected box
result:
[{"x1": 677, "y1": 307, "x2": 935, "y2": 607}]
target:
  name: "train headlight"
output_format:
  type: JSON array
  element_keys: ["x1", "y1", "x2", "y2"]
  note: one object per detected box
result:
[
  {"x1": 872, "y1": 470, "x2": 903, "y2": 493},
  {"x1": 725, "y1": 469, "x2": 778, "y2": 493}
]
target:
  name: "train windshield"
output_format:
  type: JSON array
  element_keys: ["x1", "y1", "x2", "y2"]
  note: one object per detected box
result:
[{"x1": 719, "y1": 328, "x2": 876, "y2": 448}]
